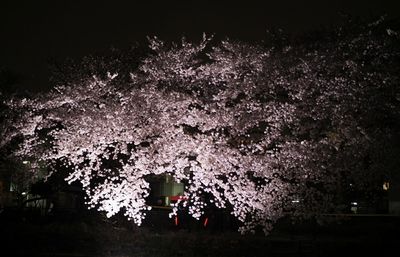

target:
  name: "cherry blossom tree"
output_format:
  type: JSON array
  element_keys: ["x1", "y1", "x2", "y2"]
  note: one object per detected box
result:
[{"x1": 1, "y1": 19, "x2": 399, "y2": 234}]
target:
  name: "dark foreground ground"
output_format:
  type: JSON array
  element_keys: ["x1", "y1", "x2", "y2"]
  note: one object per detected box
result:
[{"x1": 1, "y1": 209, "x2": 399, "y2": 257}]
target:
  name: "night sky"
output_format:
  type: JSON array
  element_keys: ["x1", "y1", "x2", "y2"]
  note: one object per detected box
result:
[{"x1": 1, "y1": 0, "x2": 399, "y2": 93}]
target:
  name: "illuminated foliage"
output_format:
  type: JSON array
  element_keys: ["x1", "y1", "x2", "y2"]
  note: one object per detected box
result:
[{"x1": 1, "y1": 19, "x2": 399, "y2": 234}]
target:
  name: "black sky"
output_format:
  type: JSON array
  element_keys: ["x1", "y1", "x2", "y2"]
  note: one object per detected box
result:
[{"x1": 1, "y1": 0, "x2": 400, "y2": 92}]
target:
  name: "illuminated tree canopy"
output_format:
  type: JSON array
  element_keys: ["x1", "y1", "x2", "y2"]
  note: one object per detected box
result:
[{"x1": 1, "y1": 19, "x2": 399, "y2": 234}]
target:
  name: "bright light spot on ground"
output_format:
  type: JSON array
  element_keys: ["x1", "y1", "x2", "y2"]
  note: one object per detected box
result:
[{"x1": 383, "y1": 182, "x2": 389, "y2": 191}]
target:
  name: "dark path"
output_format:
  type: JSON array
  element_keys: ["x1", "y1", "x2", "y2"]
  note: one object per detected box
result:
[{"x1": 1, "y1": 211, "x2": 399, "y2": 257}]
